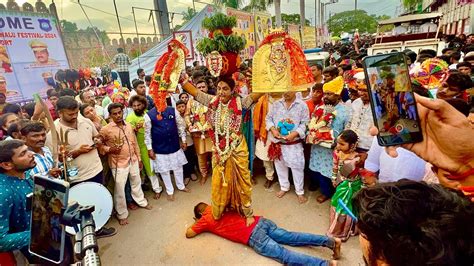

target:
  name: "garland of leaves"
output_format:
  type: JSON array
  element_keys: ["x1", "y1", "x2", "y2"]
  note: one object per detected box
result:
[{"x1": 201, "y1": 13, "x2": 236, "y2": 32}]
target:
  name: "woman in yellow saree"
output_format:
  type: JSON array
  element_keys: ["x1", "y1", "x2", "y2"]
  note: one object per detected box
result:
[{"x1": 181, "y1": 75, "x2": 261, "y2": 224}]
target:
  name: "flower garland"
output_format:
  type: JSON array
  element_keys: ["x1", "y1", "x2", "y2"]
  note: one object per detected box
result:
[
  {"x1": 191, "y1": 102, "x2": 211, "y2": 139},
  {"x1": 206, "y1": 96, "x2": 242, "y2": 165},
  {"x1": 306, "y1": 105, "x2": 337, "y2": 146}
]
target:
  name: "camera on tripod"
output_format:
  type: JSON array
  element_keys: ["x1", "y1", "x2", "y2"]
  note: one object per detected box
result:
[{"x1": 28, "y1": 175, "x2": 101, "y2": 265}]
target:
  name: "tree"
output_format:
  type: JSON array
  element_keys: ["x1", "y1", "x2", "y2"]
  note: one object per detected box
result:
[
  {"x1": 213, "y1": 0, "x2": 240, "y2": 8},
  {"x1": 402, "y1": 0, "x2": 423, "y2": 11},
  {"x1": 182, "y1": 7, "x2": 197, "y2": 23},
  {"x1": 271, "y1": 13, "x2": 310, "y2": 26},
  {"x1": 242, "y1": 0, "x2": 274, "y2": 12},
  {"x1": 327, "y1": 10, "x2": 378, "y2": 36},
  {"x1": 60, "y1": 20, "x2": 78, "y2": 32}
]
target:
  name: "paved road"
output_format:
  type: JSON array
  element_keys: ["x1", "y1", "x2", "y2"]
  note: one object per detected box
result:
[{"x1": 97, "y1": 175, "x2": 363, "y2": 265}]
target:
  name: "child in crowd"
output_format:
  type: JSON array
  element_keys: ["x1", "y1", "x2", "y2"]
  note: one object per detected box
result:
[
  {"x1": 327, "y1": 129, "x2": 363, "y2": 242},
  {"x1": 176, "y1": 99, "x2": 198, "y2": 184}
]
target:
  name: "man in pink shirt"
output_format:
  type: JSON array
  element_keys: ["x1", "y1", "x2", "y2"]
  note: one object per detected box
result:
[{"x1": 100, "y1": 102, "x2": 152, "y2": 225}]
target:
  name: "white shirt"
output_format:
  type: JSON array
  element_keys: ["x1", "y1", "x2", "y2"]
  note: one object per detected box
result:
[
  {"x1": 143, "y1": 109, "x2": 186, "y2": 151},
  {"x1": 346, "y1": 98, "x2": 374, "y2": 150},
  {"x1": 392, "y1": 26, "x2": 407, "y2": 35},
  {"x1": 364, "y1": 137, "x2": 426, "y2": 183},
  {"x1": 420, "y1": 22, "x2": 437, "y2": 33}
]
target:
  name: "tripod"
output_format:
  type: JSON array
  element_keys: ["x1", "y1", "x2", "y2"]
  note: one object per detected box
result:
[{"x1": 62, "y1": 202, "x2": 101, "y2": 266}]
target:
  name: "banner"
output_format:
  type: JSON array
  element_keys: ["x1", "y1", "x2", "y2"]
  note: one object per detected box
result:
[
  {"x1": 226, "y1": 8, "x2": 255, "y2": 60},
  {"x1": 0, "y1": 10, "x2": 69, "y2": 102},
  {"x1": 254, "y1": 12, "x2": 272, "y2": 46},
  {"x1": 303, "y1": 26, "x2": 316, "y2": 49}
]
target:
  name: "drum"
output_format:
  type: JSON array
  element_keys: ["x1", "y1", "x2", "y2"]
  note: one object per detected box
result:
[{"x1": 65, "y1": 182, "x2": 113, "y2": 235}]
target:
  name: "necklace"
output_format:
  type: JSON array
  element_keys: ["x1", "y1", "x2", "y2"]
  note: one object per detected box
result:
[{"x1": 214, "y1": 100, "x2": 232, "y2": 160}]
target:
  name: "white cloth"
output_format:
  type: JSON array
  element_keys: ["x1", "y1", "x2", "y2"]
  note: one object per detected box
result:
[
  {"x1": 420, "y1": 22, "x2": 437, "y2": 33},
  {"x1": 392, "y1": 26, "x2": 407, "y2": 35},
  {"x1": 346, "y1": 98, "x2": 374, "y2": 150},
  {"x1": 148, "y1": 174, "x2": 163, "y2": 194},
  {"x1": 255, "y1": 137, "x2": 272, "y2": 161},
  {"x1": 111, "y1": 161, "x2": 148, "y2": 219},
  {"x1": 274, "y1": 159, "x2": 305, "y2": 195},
  {"x1": 159, "y1": 168, "x2": 185, "y2": 195},
  {"x1": 275, "y1": 142, "x2": 305, "y2": 169},
  {"x1": 152, "y1": 149, "x2": 187, "y2": 172},
  {"x1": 263, "y1": 160, "x2": 275, "y2": 181},
  {"x1": 449, "y1": 63, "x2": 458, "y2": 70},
  {"x1": 364, "y1": 138, "x2": 426, "y2": 183}
]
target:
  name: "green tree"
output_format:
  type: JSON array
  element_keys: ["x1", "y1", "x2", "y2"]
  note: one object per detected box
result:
[
  {"x1": 402, "y1": 0, "x2": 423, "y2": 11},
  {"x1": 60, "y1": 20, "x2": 78, "y2": 32},
  {"x1": 213, "y1": 0, "x2": 241, "y2": 8},
  {"x1": 327, "y1": 10, "x2": 378, "y2": 36},
  {"x1": 182, "y1": 7, "x2": 197, "y2": 23},
  {"x1": 271, "y1": 13, "x2": 310, "y2": 26},
  {"x1": 242, "y1": 0, "x2": 273, "y2": 11}
]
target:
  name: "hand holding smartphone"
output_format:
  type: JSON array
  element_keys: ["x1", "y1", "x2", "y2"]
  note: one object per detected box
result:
[
  {"x1": 29, "y1": 175, "x2": 69, "y2": 264},
  {"x1": 362, "y1": 52, "x2": 423, "y2": 146}
]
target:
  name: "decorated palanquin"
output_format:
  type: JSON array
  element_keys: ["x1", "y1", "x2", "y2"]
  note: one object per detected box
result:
[
  {"x1": 149, "y1": 38, "x2": 189, "y2": 120},
  {"x1": 252, "y1": 29, "x2": 315, "y2": 92},
  {"x1": 196, "y1": 13, "x2": 246, "y2": 78}
]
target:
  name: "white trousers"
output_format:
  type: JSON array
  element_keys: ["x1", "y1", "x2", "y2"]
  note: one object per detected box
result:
[
  {"x1": 263, "y1": 160, "x2": 275, "y2": 181},
  {"x1": 112, "y1": 161, "x2": 148, "y2": 219},
  {"x1": 148, "y1": 174, "x2": 163, "y2": 194},
  {"x1": 274, "y1": 159, "x2": 305, "y2": 196},
  {"x1": 159, "y1": 167, "x2": 185, "y2": 195}
]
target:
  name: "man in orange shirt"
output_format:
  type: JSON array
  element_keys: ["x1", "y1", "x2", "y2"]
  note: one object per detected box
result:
[
  {"x1": 100, "y1": 103, "x2": 152, "y2": 225},
  {"x1": 186, "y1": 202, "x2": 341, "y2": 266}
]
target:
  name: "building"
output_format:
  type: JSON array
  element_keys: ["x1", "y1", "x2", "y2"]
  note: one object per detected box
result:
[{"x1": 424, "y1": 0, "x2": 473, "y2": 35}]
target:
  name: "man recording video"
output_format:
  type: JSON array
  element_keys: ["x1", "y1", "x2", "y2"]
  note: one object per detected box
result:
[{"x1": 0, "y1": 140, "x2": 72, "y2": 264}]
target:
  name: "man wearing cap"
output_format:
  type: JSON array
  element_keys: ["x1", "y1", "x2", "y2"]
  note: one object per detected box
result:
[
  {"x1": 0, "y1": 75, "x2": 6, "y2": 94},
  {"x1": 345, "y1": 72, "x2": 373, "y2": 152},
  {"x1": 308, "y1": 77, "x2": 350, "y2": 203},
  {"x1": 29, "y1": 40, "x2": 57, "y2": 66}
]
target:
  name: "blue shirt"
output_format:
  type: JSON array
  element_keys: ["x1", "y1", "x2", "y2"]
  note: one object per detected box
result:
[
  {"x1": 29, "y1": 147, "x2": 54, "y2": 177},
  {"x1": 0, "y1": 173, "x2": 33, "y2": 252}
]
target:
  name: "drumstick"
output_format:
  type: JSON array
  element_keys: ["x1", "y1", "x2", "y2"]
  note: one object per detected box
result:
[
  {"x1": 33, "y1": 93, "x2": 59, "y2": 167},
  {"x1": 338, "y1": 199, "x2": 358, "y2": 221}
]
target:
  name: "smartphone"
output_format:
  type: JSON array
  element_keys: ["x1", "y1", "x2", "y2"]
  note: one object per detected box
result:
[
  {"x1": 29, "y1": 175, "x2": 69, "y2": 264},
  {"x1": 362, "y1": 52, "x2": 423, "y2": 146}
]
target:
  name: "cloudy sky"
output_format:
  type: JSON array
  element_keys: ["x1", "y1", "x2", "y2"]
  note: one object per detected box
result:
[{"x1": 7, "y1": 0, "x2": 402, "y2": 39}]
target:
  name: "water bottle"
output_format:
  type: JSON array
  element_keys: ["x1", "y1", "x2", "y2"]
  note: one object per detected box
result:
[{"x1": 66, "y1": 156, "x2": 78, "y2": 178}]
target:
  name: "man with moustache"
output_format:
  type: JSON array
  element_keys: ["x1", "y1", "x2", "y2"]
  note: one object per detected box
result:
[
  {"x1": 266, "y1": 90, "x2": 310, "y2": 203},
  {"x1": 126, "y1": 95, "x2": 163, "y2": 199},
  {"x1": 309, "y1": 77, "x2": 350, "y2": 203},
  {"x1": 20, "y1": 122, "x2": 61, "y2": 178}
]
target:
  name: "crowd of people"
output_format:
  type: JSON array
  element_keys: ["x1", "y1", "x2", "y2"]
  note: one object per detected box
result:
[{"x1": 0, "y1": 38, "x2": 473, "y2": 265}]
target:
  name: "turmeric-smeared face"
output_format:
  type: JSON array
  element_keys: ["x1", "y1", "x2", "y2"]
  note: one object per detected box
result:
[{"x1": 217, "y1": 81, "x2": 233, "y2": 104}]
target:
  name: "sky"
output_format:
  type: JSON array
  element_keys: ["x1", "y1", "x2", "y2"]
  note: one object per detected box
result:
[{"x1": 4, "y1": 0, "x2": 402, "y2": 39}]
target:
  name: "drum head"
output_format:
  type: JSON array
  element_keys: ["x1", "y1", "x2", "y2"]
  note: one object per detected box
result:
[{"x1": 66, "y1": 182, "x2": 113, "y2": 235}]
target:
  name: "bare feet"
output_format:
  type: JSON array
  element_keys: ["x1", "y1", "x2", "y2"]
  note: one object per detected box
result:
[
  {"x1": 298, "y1": 195, "x2": 308, "y2": 204},
  {"x1": 332, "y1": 237, "x2": 342, "y2": 260},
  {"x1": 317, "y1": 195, "x2": 329, "y2": 203},
  {"x1": 167, "y1": 194, "x2": 175, "y2": 201},
  {"x1": 153, "y1": 192, "x2": 161, "y2": 199},
  {"x1": 190, "y1": 173, "x2": 198, "y2": 181},
  {"x1": 184, "y1": 177, "x2": 191, "y2": 186},
  {"x1": 144, "y1": 203, "x2": 153, "y2": 210},
  {"x1": 328, "y1": 260, "x2": 338, "y2": 266},
  {"x1": 180, "y1": 187, "x2": 191, "y2": 193},
  {"x1": 251, "y1": 177, "x2": 258, "y2": 185},
  {"x1": 276, "y1": 190, "x2": 287, "y2": 198},
  {"x1": 119, "y1": 218, "x2": 129, "y2": 226},
  {"x1": 127, "y1": 203, "x2": 138, "y2": 210},
  {"x1": 200, "y1": 175, "x2": 208, "y2": 185}
]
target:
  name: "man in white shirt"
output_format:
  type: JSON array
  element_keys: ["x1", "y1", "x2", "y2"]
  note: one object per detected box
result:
[{"x1": 363, "y1": 138, "x2": 426, "y2": 184}]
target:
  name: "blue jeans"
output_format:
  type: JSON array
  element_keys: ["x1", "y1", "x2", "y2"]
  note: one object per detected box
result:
[
  {"x1": 312, "y1": 171, "x2": 335, "y2": 198},
  {"x1": 248, "y1": 218, "x2": 334, "y2": 266}
]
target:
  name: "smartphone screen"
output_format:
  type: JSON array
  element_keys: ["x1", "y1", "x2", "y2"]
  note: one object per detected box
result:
[
  {"x1": 363, "y1": 52, "x2": 423, "y2": 146},
  {"x1": 29, "y1": 175, "x2": 69, "y2": 264}
]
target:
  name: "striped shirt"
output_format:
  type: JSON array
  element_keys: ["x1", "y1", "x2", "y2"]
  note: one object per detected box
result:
[
  {"x1": 29, "y1": 146, "x2": 54, "y2": 177},
  {"x1": 111, "y1": 53, "x2": 131, "y2": 72}
]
